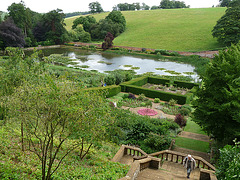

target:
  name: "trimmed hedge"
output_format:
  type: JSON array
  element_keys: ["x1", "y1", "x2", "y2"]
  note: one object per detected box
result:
[
  {"x1": 83, "y1": 85, "x2": 121, "y2": 98},
  {"x1": 120, "y1": 76, "x2": 148, "y2": 91},
  {"x1": 173, "y1": 80, "x2": 199, "y2": 89},
  {"x1": 148, "y1": 76, "x2": 170, "y2": 85},
  {"x1": 124, "y1": 85, "x2": 187, "y2": 105}
]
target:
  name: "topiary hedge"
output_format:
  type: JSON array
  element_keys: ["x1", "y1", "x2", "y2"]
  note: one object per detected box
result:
[
  {"x1": 173, "y1": 80, "x2": 199, "y2": 89},
  {"x1": 124, "y1": 85, "x2": 187, "y2": 105},
  {"x1": 148, "y1": 76, "x2": 170, "y2": 85},
  {"x1": 83, "y1": 85, "x2": 121, "y2": 98}
]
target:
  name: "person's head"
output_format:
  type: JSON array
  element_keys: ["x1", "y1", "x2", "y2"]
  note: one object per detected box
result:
[{"x1": 188, "y1": 154, "x2": 192, "y2": 160}]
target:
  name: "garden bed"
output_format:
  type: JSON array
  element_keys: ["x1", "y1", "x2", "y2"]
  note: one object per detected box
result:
[{"x1": 142, "y1": 83, "x2": 190, "y2": 95}]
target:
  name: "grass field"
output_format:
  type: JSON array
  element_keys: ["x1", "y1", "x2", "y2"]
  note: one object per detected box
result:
[{"x1": 65, "y1": 8, "x2": 226, "y2": 52}]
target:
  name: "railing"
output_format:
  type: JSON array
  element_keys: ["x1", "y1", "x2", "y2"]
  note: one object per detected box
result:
[
  {"x1": 112, "y1": 145, "x2": 148, "y2": 163},
  {"x1": 149, "y1": 149, "x2": 215, "y2": 171}
]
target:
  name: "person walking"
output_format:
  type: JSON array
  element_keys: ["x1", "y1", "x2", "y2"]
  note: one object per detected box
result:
[{"x1": 183, "y1": 154, "x2": 196, "y2": 179}]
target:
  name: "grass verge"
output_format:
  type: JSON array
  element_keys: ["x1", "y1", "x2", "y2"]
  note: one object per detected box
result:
[{"x1": 174, "y1": 137, "x2": 209, "y2": 153}]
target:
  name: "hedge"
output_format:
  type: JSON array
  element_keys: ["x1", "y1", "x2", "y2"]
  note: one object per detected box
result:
[
  {"x1": 124, "y1": 85, "x2": 187, "y2": 105},
  {"x1": 120, "y1": 76, "x2": 148, "y2": 91},
  {"x1": 83, "y1": 85, "x2": 121, "y2": 98},
  {"x1": 173, "y1": 80, "x2": 199, "y2": 89},
  {"x1": 148, "y1": 76, "x2": 170, "y2": 85}
]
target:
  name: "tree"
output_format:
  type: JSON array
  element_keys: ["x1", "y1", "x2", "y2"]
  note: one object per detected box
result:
[
  {"x1": 89, "y1": 1, "x2": 103, "y2": 14},
  {"x1": 219, "y1": 0, "x2": 232, "y2": 7},
  {"x1": 8, "y1": 75, "x2": 113, "y2": 180},
  {"x1": 212, "y1": 2, "x2": 240, "y2": 46},
  {"x1": 105, "y1": 11, "x2": 126, "y2": 32},
  {"x1": 216, "y1": 140, "x2": 240, "y2": 179},
  {"x1": 0, "y1": 18, "x2": 25, "y2": 48},
  {"x1": 68, "y1": 24, "x2": 91, "y2": 42},
  {"x1": 192, "y1": 43, "x2": 240, "y2": 144},
  {"x1": 102, "y1": 32, "x2": 114, "y2": 50},
  {"x1": 7, "y1": 1, "x2": 32, "y2": 37},
  {"x1": 142, "y1": 3, "x2": 150, "y2": 10},
  {"x1": 42, "y1": 9, "x2": 67, "y2": 44},
  {"x1": 160, "y1": 0, "x2": 189, "y2": 9},
  {"x1": 72, "y1": 16, "x2": 96, "y2": 32}
]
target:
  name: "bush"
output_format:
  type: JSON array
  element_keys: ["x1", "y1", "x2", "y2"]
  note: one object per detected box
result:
[
  {"x1": 169, "y1": 99, "x2": 178, "y2": 106},
  {"x1": 137, "y1": 93, "x2": 146, "y2": 101},
  {"x1": 179, "y1": 107, "x2": 191, "y2": 116},
  {"x1": 174, "y1": 114, "x2": 186, "y2": 128},
  {"x1": 143, "y1": 133, "x2": 172, "y2": 153},
  {"x1": 154, "y1": 98, "x2": 161, "y2": 103},
  {"x1": 140, "y1": 102, "x2": 146, "y2": 106},
  {"x1": 104, "y1": 75, "x2": 116, "y2": 85},
  {"x1": 122, "y1": 93, "x2": 129, "y2": 99},
  {"x1": 128, "y1": 93, "x2": 136, "y2": 99}
]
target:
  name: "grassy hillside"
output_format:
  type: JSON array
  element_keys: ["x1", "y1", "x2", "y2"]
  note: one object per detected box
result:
[{"x1": 65, "y1": 8, "x2": 226, "y2": 52}]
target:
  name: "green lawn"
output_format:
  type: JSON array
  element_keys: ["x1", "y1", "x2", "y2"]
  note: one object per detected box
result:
[
  {"x1": 174, "y1": 137, "x2": 209, "y2": 153},
  {"x1": 64, "y1": 8, "x2": 226, "y2": 51},
  {"x1": 184, "y1": 118, "x2": 207, "y2": 135}
]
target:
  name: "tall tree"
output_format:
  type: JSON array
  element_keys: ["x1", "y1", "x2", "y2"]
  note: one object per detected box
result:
[
  {"x1": 0, "y1": 18, "x2": 25, "y2": 48},
  {"x1": 89, "y1": 1, "x2": 103, "y2": 14},
  {"x1": 42, "y1": 9, "x2": 67, "y2": 44},
  {"x1": 212, "y1": 1, "x2": 240, "y2": 46},
  {"x1": 192, "y1": 43, "x2": 240, "y2": 145},
  {"x1": 7, "y1": 1, "x2": 32, "y2": 37},
  {"x1": 72, "y1": 16, "x2": 96, "y2": 32}
]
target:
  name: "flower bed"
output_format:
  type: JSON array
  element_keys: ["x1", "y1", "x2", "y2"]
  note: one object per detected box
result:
[{"x1": 137, "y1": 108, "x2": 158, "y2": 116}]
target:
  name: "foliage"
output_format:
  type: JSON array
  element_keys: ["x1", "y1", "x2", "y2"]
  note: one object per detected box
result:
[
  {"x1": 192, "y1": 43, "x2": 240, "y2": 144},
  {"x1": 0, "y1": 18, "x2": 25, "y2": 48},
  {"x1": 68, "y1": 25, "x2": 91, "y2": 42},
  {"x1": 219, "y1": 0, "x2": 233, "y2": 7},
  {"x1": 144, "y1": 133, "x2": 172, "y2": 153},
  {"x1": 212, "y1": 3, "x2": 240, "y2": 46},
  {"x1": 105, "y1": 11, "x2": 126, "y2": 32},
  {"x1": 102, "y1": 32, "x2": 114, "y2": 50},
  {"x1": 160, "y1": 0, "x2": 190, "y2": 9},
  {"x1": 174, "y1": 113, "x2": 186, "y2": 128},
  {"x1": 216, "y1": 140, "x2": 240, "y2": 179},
  {"x1": 72, "y1": 16, "x2": 96, "y2": 32},
  {"x1": 42, "y1": 9, "x2": 67, "y2": 44},
  {"x1": 7, "y1": 2, "x2": 33, "y2": 39},
  {"x1": 89, "y1": 1, "x2": 104, "y2": 14},
  {"x1": 154, "y1": 98, "x2": 161, "y2": 103}
]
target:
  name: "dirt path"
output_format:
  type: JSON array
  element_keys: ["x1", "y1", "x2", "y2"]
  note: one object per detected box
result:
[{"x1": 71, "y1": 42, "x2": 219, "y2": 58}]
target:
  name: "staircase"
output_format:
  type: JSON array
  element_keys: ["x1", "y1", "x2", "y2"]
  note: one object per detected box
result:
[
  {"x1": 136, "y1": 162, "x2": 200, "y2": 180},
  {"x1": 113, "y1": 145, "x2": 217, "y2": 180}
]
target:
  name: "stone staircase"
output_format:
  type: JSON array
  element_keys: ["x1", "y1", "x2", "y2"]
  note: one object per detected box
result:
[
  {"x1": 113, "y1": 145, "x2": 217, "y2": 180},
  {"x1": 136, "y1": 162, "x2": 200, "y2": 180}
]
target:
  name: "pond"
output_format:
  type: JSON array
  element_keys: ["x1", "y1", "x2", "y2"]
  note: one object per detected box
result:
[{"x1": 30, "y1": 47, "x2": 199, "y2": 81}]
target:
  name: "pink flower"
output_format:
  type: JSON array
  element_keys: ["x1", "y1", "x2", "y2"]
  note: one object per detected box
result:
[{"x1": 137, "y1": 108, "x2": 158, "y2": 116}]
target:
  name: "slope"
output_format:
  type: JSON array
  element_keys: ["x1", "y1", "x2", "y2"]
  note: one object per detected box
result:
[{"x1": 65, "y1": 8, "x2": 226, "y2": 52}]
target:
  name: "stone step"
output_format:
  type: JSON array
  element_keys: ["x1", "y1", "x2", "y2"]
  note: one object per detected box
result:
[{"x1": 136, "y1": 161, "x2": 200, "y2": 180}]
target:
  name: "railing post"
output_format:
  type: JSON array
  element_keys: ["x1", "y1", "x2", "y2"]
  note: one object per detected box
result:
[
  {"x1": 181, "y1": 156, "x2": 184, "y2": 164},
  {"x1": 166, "y1": 153, "x2": 168, "y2": 161},
  {"x1": 176, "y1": 155, "x2": 179, "y2": 163}
]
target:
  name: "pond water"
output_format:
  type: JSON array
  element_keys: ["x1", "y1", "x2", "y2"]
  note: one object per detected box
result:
[{"x1": 34, "y1": 47, "x2": 198, "y2": 80}]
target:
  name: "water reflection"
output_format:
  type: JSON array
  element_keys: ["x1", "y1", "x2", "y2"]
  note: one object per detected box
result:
[{"x1": 31, "y1": 48, "x2": 199, "y2": 81}]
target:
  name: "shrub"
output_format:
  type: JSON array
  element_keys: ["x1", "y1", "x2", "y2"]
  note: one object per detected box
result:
[
  {"x1": 145, "y1": 100, "x2": 152, "y2": 108},
  {"x1": 104, "y1": 75, "x2": 116, "y2": 85},
  {"x1": 169, "y1": 99, "x2": 178, "y2": 106},
  {"x1": 128, "y1": 93, "x2": 136, "y2": 99},
  {"x1": 140, "y1": 102, "x2": 146, "y2": 106},
  {"x1": 137, "y1": 93, "x2": 146, "y2": 101},
  {"x1": 122, "y1": 93, "x2": 129, "y2": 99},
  {"x1": 179, "y1": 107, "x2": 191, "y2": 116},
  {"x1": 143, "y1": 133, "x2": 172, "y2": 153},
  {"x1": 154, "y1": 98, "x2": 161, "y2": 103},
  {"x1": 174, "y1": 114, "x2": 186, "y2": 128}
]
